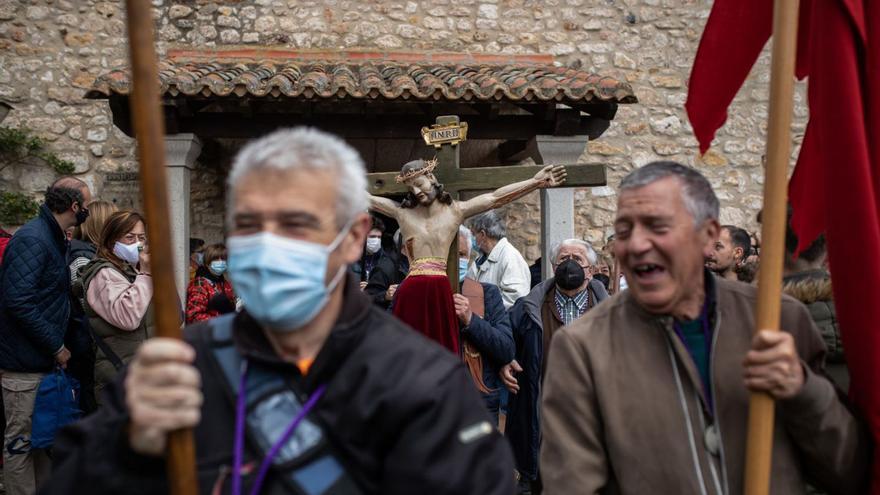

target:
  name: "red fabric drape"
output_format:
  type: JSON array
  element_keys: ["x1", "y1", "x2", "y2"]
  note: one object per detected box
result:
[
  {"x1": 687, "y1": 0, "x2": 880, "y2": 490},
  {"x1": 392, "y1": 275, "x2": 460, "y2": 355}
]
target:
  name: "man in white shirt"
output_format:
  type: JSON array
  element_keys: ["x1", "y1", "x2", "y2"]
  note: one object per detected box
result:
[{"x1": 467, "y1": 210, "x2": 531, "y2": 309}]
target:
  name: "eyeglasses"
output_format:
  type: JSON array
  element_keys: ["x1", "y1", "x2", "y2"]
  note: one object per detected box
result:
[{"x1": 122, "y1": 233, "x2": 147, "y2": 243}]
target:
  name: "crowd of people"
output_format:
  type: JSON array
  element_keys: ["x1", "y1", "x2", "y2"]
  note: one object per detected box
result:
[{"x1": 0, "y1": 128, "x2": 867, "y2": 494}]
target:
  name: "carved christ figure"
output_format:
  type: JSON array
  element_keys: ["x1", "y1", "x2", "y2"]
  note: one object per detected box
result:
[
  {"x1": 369, "y1": 159, "x2": 567, "y2": 261},
  {"x1": 368, "y1": 158, "x2": 567, "y2": 355}
]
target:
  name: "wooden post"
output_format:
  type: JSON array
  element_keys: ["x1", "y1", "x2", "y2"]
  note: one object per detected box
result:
[
  {"x1": 124, "y1": 1, "x2": 198, "y2": 494},
  {"x1": 743, "y1": 0, "x2": 799, "y2": 493},
  {"x1": 433, "y1": 115, "x2": 462, "y2": 293}
]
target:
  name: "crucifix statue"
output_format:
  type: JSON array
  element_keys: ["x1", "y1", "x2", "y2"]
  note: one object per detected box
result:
[{"x1": 368, "y1": 116, "x2": 567, "y2": 357}]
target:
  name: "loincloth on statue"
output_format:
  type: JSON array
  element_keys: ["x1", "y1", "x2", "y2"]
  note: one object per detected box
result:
[
  {"x1": 406, "y1": 257, "x2": 448, "y2": 277},
  {"x1": 393, "y1": 258, "x2": 459, "y2": 355}
]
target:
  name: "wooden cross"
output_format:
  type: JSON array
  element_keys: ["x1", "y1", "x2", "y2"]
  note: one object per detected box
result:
[{"x1": 366, "y1": 115, "x2": 608, "y2": 291}]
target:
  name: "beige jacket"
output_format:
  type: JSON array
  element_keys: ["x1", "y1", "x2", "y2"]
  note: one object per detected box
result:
[
  {"x1": 540, "y1": 275, "x2": 869, "y2": 495},
  {"x1": 469, "y1": 237, "x2": 531, "y2": 309}
]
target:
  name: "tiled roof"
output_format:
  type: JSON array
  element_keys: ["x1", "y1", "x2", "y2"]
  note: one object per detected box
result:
[{"x1": 86, "y1": 49, "x2": 637, "y2": 105}]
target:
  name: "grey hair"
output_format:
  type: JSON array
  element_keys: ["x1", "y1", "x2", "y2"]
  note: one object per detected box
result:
[
  {"x1": 550, "y1": 238, "x2": 598, "y2": 265},
  {"x1": 458, "y1": 225, "x2": 473, "y2": 257},
  {"x1": 466, "y1": 210, "x2": 507, "y2": 240},
  {"x1": 226, "y1": 127, "x2": 368, "y2": 228},
  {"x1": 619, "y1": 161, "x2": 720, "y2": 224}
]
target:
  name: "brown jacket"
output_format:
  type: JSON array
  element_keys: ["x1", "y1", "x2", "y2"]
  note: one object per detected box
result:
[{"x1": 540, "y1": 274, "x2": 869, "y2": 495}]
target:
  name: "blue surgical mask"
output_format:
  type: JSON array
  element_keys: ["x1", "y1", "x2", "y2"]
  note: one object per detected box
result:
[
  {"x1": 209, "y1": 260, "x2": 227, "y2": 276},
  {"x1": 227, "y1": 222, "x2": 352, "y2": 332},
  {"x1": 195, "y1": 252, "x2": 205, "y2": 266},
  {"x1": 458, "y1": 257, "x2": 469, "y2": 280}
]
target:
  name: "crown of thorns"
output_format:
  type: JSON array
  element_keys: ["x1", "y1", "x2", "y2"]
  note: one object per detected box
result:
[{"x1": 395, "y1": 158, "x2": 438, "y2": 183}]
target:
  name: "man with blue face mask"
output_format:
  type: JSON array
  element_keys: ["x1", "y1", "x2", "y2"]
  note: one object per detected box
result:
[
  {"x1": 45, "y1": 128, "x2": 515, "y2": 495},
  {"x1": 453, "y1": 226, "x2": 514, "y2": 425}
]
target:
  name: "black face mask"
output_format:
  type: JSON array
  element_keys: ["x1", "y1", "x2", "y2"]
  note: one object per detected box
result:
[
  {"x1": 593, "y1": 273, "x2": 611, "y2": 291},
  {"x1": 555, "y1": 259, "x2": 586, "y2": 291},
  {"x1": 74, "y1": 206, "x2": 89, "y2": 227}
]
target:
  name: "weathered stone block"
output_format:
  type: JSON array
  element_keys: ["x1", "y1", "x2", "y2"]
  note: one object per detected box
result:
[
  {"x1": 650, "y1": 115, "x2": 681, "y2": 136},
  {"x1": 220, "y1": 29, "x2": 241, "y2": 43},
  {"x1": 217, "y1": 15, "x2": 240, "y2": 27},
  {"x1": 169, "y1": 5, "x2": 193, "y2": 18},
  {"x1": 613, "y1": 52, "x2": 636, "y2": 69},
  {"x1": 588, "y1": 141, "x2": 624, "y2": 156},
  {"x1": 650, "y1": 73, "x2": 683, "y2": 89},
  {"x1": 652, "y1": 141, "x2": 680, "y2": 156},
  {"x1": 26, "y1": 6, "x2": 49, "y2": 20},
  {"x1": 86, "y1": 128, "x2": 108, "y2": 142},
  {"x1": 397, "y1": 24, "x2": 425, "y2": 39},
  {"x1": 697, "y1": 149, "x2": 728, "y2": 167},
  {"x1": 374, "y1": 34, "x2": 403, "y2": 48},
  {"x1": 478, "y1": 4, "x2": 498, "y2": 19}
]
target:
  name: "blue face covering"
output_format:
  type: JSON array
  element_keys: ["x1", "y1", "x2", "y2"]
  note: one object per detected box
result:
[
  {"x1": 458, "y1": 257, "x2": 469, "y2": 281},
  {"x1": 209, "y1": 260, "x2": 227, "y2": 276},
  {"x1": 227, "y1": 221, "x2": 352, "y2": 332}
]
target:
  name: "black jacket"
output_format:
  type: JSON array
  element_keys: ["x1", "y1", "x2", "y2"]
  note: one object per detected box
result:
[
  {"x1": 0, "y1": 205, "x2": 70, "y2": 372},
  {"x1": 43, "y1": 276, "x2": 515, "y2": 495},
  {"x1": 363, "y1": 253, "x2": 408, "y2": 310}
]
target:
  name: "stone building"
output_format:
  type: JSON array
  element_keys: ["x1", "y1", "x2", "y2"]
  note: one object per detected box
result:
[{"x1": 0, "y1": 0, "x2": 807, "y2": 263}]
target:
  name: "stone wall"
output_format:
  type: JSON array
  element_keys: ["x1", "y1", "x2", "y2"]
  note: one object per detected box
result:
[{"x1": 0, "y1": 0, "x2": 807, "y2": 259}]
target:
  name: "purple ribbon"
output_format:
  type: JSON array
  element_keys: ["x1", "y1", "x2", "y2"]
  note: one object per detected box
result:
[{"x1": 232, "y1": 360, "x2": 327, "y2": 495}]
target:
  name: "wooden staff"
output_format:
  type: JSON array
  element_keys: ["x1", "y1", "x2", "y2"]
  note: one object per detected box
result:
[
  {"x1": 124, "y1": 1, "x2": 198, "y2": 493},
  {"x1": 743, "y1": 0, "x2": 799, "y2": 493}
]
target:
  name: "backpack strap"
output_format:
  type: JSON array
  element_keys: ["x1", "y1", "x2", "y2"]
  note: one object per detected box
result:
[
  {"x1": 204, "y1": 315, "x2": 363, "y2": 495},
  {"x1": 86, "y1": 319, "x2": 125, "y2": 371}
]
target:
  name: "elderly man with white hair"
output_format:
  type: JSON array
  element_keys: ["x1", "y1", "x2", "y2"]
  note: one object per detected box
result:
[
  {"x1": 504, "y1": 237, "x2": 609, "y2": 493},
  {"x1": 44, "y1": 128, "x2": 515, "y2": 495}
]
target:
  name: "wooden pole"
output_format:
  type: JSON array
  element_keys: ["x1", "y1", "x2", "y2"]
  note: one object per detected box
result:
[
  {"x1": 743, "y1": 0, "x2": 799, "y2": 493},
  {"x1": 124, "y1": 1, "x2": 198, "y2": 494}
]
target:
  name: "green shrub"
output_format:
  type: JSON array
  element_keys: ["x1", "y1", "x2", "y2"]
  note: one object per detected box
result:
[
  {"x1": 0, "y1": 191, "x2": 39, "y2": 225},
  {"x1": 0, "y1": 126, "x2": 75, "y2": 175}
]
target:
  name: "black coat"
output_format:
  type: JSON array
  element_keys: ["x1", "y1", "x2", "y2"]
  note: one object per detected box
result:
[
  {"x1": 43, "y1": 276, "x2": 515, "y2": 495},
  {"x1": 0, "y1": 205, "x2": 71, "y2": 372},
  {"x1": 505, "y1": 277, "x2": 608, "y2": 481}
]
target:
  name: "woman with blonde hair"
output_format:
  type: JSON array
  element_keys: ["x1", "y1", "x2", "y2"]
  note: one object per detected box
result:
[
  {"x1": 67, "y1": 199, "x2": 117, "y2": 413},
  {"x1": 78, "y1": 210, "x2": 154, "y2": 402},
  {"x1": 69, "y1": 200, "x2": 118, "y2": 287}
]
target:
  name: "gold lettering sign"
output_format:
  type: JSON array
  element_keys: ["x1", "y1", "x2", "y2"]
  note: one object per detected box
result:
[{"x1": 421, "y1": 122, "x2": 468, "y2": 148}]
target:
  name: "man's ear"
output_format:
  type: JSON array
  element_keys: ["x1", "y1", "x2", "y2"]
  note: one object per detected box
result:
[
  {"x1": 342, "y1": 212, "x2": 371, "y2": 264},
  {"x1": 701, "y1": 219, "x2": 721, "y2": 258},
  {"x1": 734, "y1": 246, "x2": 745, "y2": 264}
]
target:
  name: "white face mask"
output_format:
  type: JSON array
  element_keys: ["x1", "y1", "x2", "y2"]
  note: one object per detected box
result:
[
  {"x1": 113, "y1": 241, "x2": 140, "y2": 265},
  {"x1": 365, "y1": 238, "x2": 381, "y2": 255}
]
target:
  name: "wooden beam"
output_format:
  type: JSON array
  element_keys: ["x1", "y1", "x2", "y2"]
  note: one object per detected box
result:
[{"x1": 368, "y1": 163, "x2": 606, "y2": 195}]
